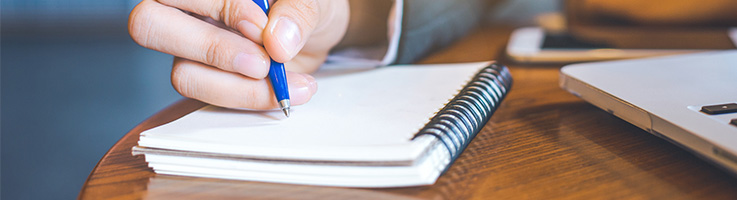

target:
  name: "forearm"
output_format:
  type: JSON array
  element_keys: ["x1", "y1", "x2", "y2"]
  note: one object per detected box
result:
[
  {"x1": 335, "y1": 0, "x2": 393, "y2": 49},
  {"x1": 394, "y1": 0, "x2": 492, "y2": 64},
  {"x1": 333, "y1": 0, "x2": 499, "y2": 65}
]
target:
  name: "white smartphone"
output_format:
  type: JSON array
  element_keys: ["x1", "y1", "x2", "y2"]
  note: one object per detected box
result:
[{"x1": 506, "y1": 27, "x2": 736, "y2": 63}]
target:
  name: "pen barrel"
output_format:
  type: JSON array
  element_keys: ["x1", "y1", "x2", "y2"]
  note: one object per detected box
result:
[
  {"x1": 253, "y1": 0, "x2": 270, "y2": 13},
  {"x1": 254, "y1": 0, "x2": 288, "y2": 104},
  {"x1": 268, "y1": 60, "x2": 290, "y2": 101}
]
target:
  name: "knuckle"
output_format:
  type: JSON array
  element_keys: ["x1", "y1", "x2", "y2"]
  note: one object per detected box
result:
[
  {"x1": 288, "y1": 0, "x2": 320, "y2": 29},
  {"x1": 209, "y1": 0, "x2": 243, "y2": 28},
  {"x1": 242, "y1": 89, "x2": 261, "y2": 108},
  {"x1": 295, "y1": 0, "x2": 320, "y2": 14},
  {"x1": 245, "y1": 91, "x2": 275, "y2": 110},
  {"x1": 240, "y1": 81, "x2": 274, "y2": 109},
  {"x1": 213, "y1": 0, "x2": 229, "y2": 23},
  {"x1": 203, "y1": 33, "x2": 225, "y2": 68},
  {"x1": 223, "y1": 0, "x2": 243, "y2": 27}
]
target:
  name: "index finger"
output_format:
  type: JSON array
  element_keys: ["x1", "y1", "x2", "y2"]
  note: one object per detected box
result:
[
  {"x1": 155, "y1": 0, "x2": 268, "y2": 43},
  {"x1": 129, "y1": 0, "x2": 271, "y2": 78}
]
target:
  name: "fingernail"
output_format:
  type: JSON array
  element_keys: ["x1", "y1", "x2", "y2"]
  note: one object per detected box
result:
[
  {"x1": 303, "y1": 73, "x2": 318, "y2": 94},
  {"x1": 287, "y1": 72, "x2": 317, "y2": 105},
  {"x1": 254, "y1": 13, "x2": 269, "y2": 29},
  {"x1": 233, "y1": 53, "x2": 269, "y2": 78},
  {"x1": 237, "y1": 20, "x2": 264, "y2": 43},
  {"x1": 272, "y1": 17, "x2": 301, "y2": 58}
]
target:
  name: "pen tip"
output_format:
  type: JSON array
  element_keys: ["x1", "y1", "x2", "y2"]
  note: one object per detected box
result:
[
  {"x1": 278, "y1": 99, "x2": 291, "y2": 118},
  {"x1": 282, "y1": 108, "x2": 290, "y2": 118}
]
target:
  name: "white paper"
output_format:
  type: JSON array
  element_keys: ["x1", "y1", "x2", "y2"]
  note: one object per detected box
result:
[{"x1": 139, "y1": 62, "x2": 491, "y2": 162}]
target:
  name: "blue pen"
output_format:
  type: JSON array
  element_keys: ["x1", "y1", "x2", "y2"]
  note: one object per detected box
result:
[{"x1": 253, "y1": 0, "x2": 291, "y2": 117}]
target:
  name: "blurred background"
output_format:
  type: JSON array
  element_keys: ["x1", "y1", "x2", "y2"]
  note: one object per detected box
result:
[
  {"x1": 0, "y1": 0, "x2": 556, "y2": 199},
  {"x1": 2, "y1": 0, "x2": 182, "y2": 199}
]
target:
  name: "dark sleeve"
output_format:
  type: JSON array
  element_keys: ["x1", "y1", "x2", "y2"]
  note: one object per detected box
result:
[{"x1": 393, "y1": 0, "x2": 495, "y2": 64}]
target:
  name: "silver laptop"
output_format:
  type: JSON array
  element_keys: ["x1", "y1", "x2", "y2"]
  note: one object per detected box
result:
[{"x1": 560, "y1": 50, "x2": 737, "y2": 174}]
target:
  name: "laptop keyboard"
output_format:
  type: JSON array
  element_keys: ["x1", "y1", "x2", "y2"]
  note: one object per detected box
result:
[
  {"x1": 701, "y1": 103, "x2": 737, "y2": 115},
  {"x1": 691, "y1": 103, "x2": 737, "y2": 128}
]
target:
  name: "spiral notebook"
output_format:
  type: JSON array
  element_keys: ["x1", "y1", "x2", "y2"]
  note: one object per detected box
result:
[{"x1": 133, "y1": 61, "x2": 512, "y2": 187}]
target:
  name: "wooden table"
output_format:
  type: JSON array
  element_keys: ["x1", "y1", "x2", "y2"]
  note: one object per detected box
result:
[{"x1": 79, "y1": 26, "x2": 737, "y2": 199}]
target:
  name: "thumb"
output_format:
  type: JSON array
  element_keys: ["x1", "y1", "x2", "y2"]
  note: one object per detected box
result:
[{"x1": 263, "y1": 0, "x2": 320, "y2": 63}]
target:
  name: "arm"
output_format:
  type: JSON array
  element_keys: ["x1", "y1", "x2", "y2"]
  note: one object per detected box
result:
[
  {"x1": 395, "y1": 0, "x2": 496, "y2": 64},
  {"x1": 335, "y1": 0, "x2": 500, "y2": 65},
  {"x1": 336, "y1": 0, "x2": 393, "y2": 49}
]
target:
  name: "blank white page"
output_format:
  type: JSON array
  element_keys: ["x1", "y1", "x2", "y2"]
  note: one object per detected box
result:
[{"x1": 139, "y1": 62, "x2": 491, "y2": 162}]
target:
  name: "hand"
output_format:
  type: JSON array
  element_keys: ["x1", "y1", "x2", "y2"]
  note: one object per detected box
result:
[{"x1": 128, "y1": 0, "x2": 349, "y2": 109}]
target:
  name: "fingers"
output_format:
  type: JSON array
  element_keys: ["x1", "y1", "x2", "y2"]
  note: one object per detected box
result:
[
  {"x1": 155, "y1": 0, "x2": 268, "y2": 43},
  {"x1": 171, "y1": 57, "x2": 318, "y2": 109},
  {"x1": 129, "y1": 0, "x2": 270, "y2": 79},
  {"x1": 263, "y1": 0, "x2": 321, "y2": 63}
]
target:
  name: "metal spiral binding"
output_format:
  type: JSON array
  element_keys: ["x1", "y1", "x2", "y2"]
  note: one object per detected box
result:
[{"x1": 412, "y1": 62, "x2": 512, "y2": 161}]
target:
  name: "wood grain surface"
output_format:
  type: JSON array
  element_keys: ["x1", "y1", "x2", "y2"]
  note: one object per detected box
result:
[{"x1": 79, "y1": 26, "x2": 737, "y2": 199}]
